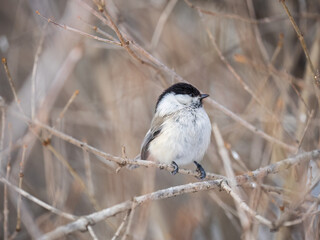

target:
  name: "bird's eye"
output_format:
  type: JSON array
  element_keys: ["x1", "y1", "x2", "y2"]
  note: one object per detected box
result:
[{"x1": 190, "y1": 93, "x2": 195, "y2": 97}]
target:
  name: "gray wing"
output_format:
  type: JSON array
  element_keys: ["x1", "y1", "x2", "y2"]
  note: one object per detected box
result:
[{"x1": 140, "y1": 116, "x2": 166, "y2": 160}]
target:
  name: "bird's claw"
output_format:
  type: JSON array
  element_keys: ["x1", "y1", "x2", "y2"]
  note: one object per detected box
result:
[
  {"x1": 194, "y1": 161, "x2": 206, "y2": 180},
  {"x1": 171, "y1": 161, "x2": 179, "y2": 175}
]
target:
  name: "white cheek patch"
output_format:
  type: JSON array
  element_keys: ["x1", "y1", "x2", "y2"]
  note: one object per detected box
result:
[{"x1": 175, "y1": 94, "x2": 193, "y2": 105}]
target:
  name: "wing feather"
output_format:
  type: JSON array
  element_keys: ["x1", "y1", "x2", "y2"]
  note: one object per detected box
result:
[{"x1": 140, "y1": 116, "x2": 166, "y2": 160}]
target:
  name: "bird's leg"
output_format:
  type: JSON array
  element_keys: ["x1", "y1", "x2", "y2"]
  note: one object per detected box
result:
[
  {"x1": 194, "y1": 161, "x2": 206, "y2": 179},
  {"x1": 171, "y1": 161, "x2": 179, "y2": 175}
]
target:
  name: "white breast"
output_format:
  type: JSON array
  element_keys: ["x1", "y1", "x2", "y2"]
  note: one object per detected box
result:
[{"x1": 148, "y1": 107, "x2": 211, "y2": 165}]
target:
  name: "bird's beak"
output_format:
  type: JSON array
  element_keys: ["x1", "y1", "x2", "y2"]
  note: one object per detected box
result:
[{"x1": 200, "y1": 94, "x2": 209, "y2": 100}]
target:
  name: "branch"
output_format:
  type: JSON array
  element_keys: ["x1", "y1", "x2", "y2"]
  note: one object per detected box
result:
[
  {"x1": 0, "y1": 177, "x2": 77, "y2": 221},
  {"x1": 38, "y1": 149, "x2": 320, "y2": 239},
  {"x1": 39, "y1": 179, "x2": 223, "y2": 240},
  {"x1": 28, "y1": 118, "x2": 224, "y2": 180},
  {"x1": 39, "y1": 1, "x2": 298, "y2": 153},
  {"x1": 220, "y1": 181, "x2": 273, "y2": 228},
  {"x1": 235, "y1": 150, "x2": 320, "y2": 185}
]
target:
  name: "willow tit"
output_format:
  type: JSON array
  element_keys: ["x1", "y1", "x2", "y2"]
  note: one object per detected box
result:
[{"x1": 140, "y1": 83, "x2": 211, "y2": 179}]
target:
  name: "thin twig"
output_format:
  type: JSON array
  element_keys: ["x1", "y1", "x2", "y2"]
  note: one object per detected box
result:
[
  {"x1": 234, "y1": 54, "x2": 311, "y2": 115},
  {"x1": 280, "y1": 0, "x2": 320, "y2": 106},
  {"x1": 212, "y1": 123, "x2": 251, "y2": 232},
  {"x1": 245, "y1": 0, "x2": 269, "y2": 61},
  {"x1": 220, "y1": 181, "x2": 273, "y2": 228},
  {"x1": 3, "y1": 164, "x2": 11, "y2": 240},
  {"x1": 111, "y1": 211, "x2": 130, "y2": 240},
  {"x1": 0, "y1": 177, "x2": 77, "y2": 220},
  {"x1": 201, "y1": 11, "x2": 294, "y2": 142},
  {"x1": 38, "y1": 149, "x2": 320, "y2": 239},
  {"x1": 57, "y1": 90, "x2": 79, "y2": 124},
  {"x1": 16, "y1": 145, "x2": 27, "y2": 232},
  {"x1": 207, "y1": 98, "x2": 297, "y2": 152},
  {"x1": 2, "y1": 58, "x2": 24, "y2": 115},
  {"x1": 271, "y1": 173, "x2": 320, "y2": 230},
  {"x1": 283, "y1": 207, "x2": 319, "y2": 227},
  {"x1": 270, "y1": 33, "x2": 284, "y2": 64},
  {"x1": 47, "y1": 90, "x2": 80, "y2": 140},
  {"x1": 297, "y1": 110, "x2": 314, "y2": 150},
  {"x1": 31, "y1": 24, "x2": 47, "y2": 120},
  {"x1": 121, "y1": 200, "x2": 137, "y2": 240},
  {"x1": 280, "y1": 1, "x2": 315, "y2": 75},
  {"x1": 184, "y1": 0, "x2": 320, "y2": 24},
  {"x1": 83, "y1": 145, "x2": 94, "y2": 196},
  {"x1": 151, "y1": 0, "x2": 178, "y2": 49},
  {"x1": 208, "y1": 191, "x2": 240, "y2": 224},
  {"x1": 77, "y1": 16, "x2": 118, "y2": 41},
  {"x1": 235, "y1": 149, "x2": 320, "y2": 185},
  {"x1": 0, "y1": 99, "x2": 6, "y2": 167},
  {"x1": 32, "y1": 117, "x2": 223, "y2": 180},
  {"x1": 184, "y1": 0, "x2": 265, "y2": 24},
  {"x1": 97, "y1": 3, "x2": 155, "y2": 68},
  {"x1": 36, "y1": 11, "x2": 121, "y2": 46},
  {"x1": 73, "y1": 0, "x2": 298, "y2": 152},
  {"x1": 87, "y1": 226, "x2": 99, "y2": 240},
  {"x1": 38, "y1": 179, "x2": 223, "y2": 240},
  {"x1": 44, "y1": 144, "x2": 101, "y2": 211}
]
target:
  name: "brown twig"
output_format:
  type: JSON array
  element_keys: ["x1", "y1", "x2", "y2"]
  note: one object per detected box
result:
[
  {"x1": 38, "y1": 145, "x2": 320, "y2": 240},
  {"x1": 38, "y1": 179, "x2": 223, "y2": 240},
  {"x1": 0, "y1": 98, "x2": 6, "y2": 167},
  {"x1": 87, "y1": 226, "x2": 98, "y2": 240},
  {"x1": 212, "y1": 123, "x2": 251, "y2": 233},
  {"x1": 96, "y1": 3, "x2": 156, "y2": 69},
  {"x1": 47, "y1": 89, "x2": 80, "y2": 140},
  {"x1": 200, "y1": 10, "x2": 300, "y2": 148},
  {"x1": 1, "y1": 58, "x2": 24, "y2": 115},
  {"x1": 36, "y1": 11, "x2": 121, "y2": 46},
  {"x1": 280, "y1": 1, "x2": 315, "y2": 75},
  {"x1": 3, "y1": 164, "x2": 11, "y2": 240},
  {"x1": 35, "y1": 148, "x2": 320, "y2": 239},
  {"x1": 150, "y1": 0, "x2": 178, "y2": 49},
  {"x1": 208, "y1": 191, "x2": 241, "y2": 231},
  {"x1": 83, "y1": 145, "x2": 94, "y2": 197},
  {"x1": 73, "y1": 0, "x2": 298, "y2": 152},
  {"x1": 220, "y1": 181, "x2": 273, "y2": 228},
  {"x1": 235, "y1": 149, "x2": 320, "y2": 185},
  {"x1": 207, "y1": 98, "x2": 297, "y2": 152},
  {"x1": 31, "y1": 24, "x2": 47, "y2": 120},
  {"x1": 184, "y1": 0, "x2": 320, "y2": 24},
  {"x1": 16, "y1": 145, "x2": 27, "y2": 232},
  {"x1": 0, "y1": 177, "x2": 77, "y2": 220},
  {"x1": 111, "y1": 211, "x2": 130, "y2": 240},
  {"x1": 77, "y1": 16, "x2": 118, "y2": 42},
  {"x1": 297, "y1": 110, "x2": 314, "y2": 150},
  {"x1": 271, "y1": 33, "x2": 284, "y2": 64},
  {"x1": 44, "y1": 144, "x2": 101, "y2": 211},
  {"x1": 280, "y1": 0, "x2": 320, "y2": 107},
  {"x1": 234, "y1": 54, "x2": 312, "y2": 115},
  {"x1": 121, "y1": 200, "x2": 137, "y2": 240}
]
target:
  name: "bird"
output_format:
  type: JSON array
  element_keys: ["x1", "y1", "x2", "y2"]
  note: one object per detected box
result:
[{"x1": 140, "y1": 82, "x2": 211, "y2": 179}]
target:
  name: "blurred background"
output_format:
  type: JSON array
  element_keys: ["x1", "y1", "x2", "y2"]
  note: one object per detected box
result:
[{"x1": 0, "y1": 0, "x2": 320, "y2": 239}]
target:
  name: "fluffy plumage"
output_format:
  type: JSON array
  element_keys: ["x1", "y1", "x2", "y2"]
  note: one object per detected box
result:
[{"x1": 141, "y1": 83, "x2": 211, "y2": 168}]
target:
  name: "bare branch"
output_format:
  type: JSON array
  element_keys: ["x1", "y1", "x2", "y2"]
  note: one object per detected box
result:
[
  {"x1": 38, "y1": 149, "x2": 320, "y2": 239},
  {"x1": 39, "y1": 179, "x2": 223, "y2": 240},
  {"x1": 0, "y1": 177, "x2": 77, "y2": 220},
  {"x1": 31, "y1": 24, "x2": 47, "y2": 120},
  {"x1": 16, "y1": 145, "x2": 27, "y2": 232},
  {"x1": 235, "y1": 150, "x2": 320, "y2": 185},
  {"x1": 36, "y1": 11, "x2": 121, "y2": 46},
  {"x1": 2, "y1": 58, "x2": 24, "y2": 115}
]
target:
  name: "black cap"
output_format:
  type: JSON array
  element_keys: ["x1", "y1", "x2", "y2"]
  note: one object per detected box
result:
[{"x1": 155, "y1": 83, "x2": 202, "y2": 111}]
